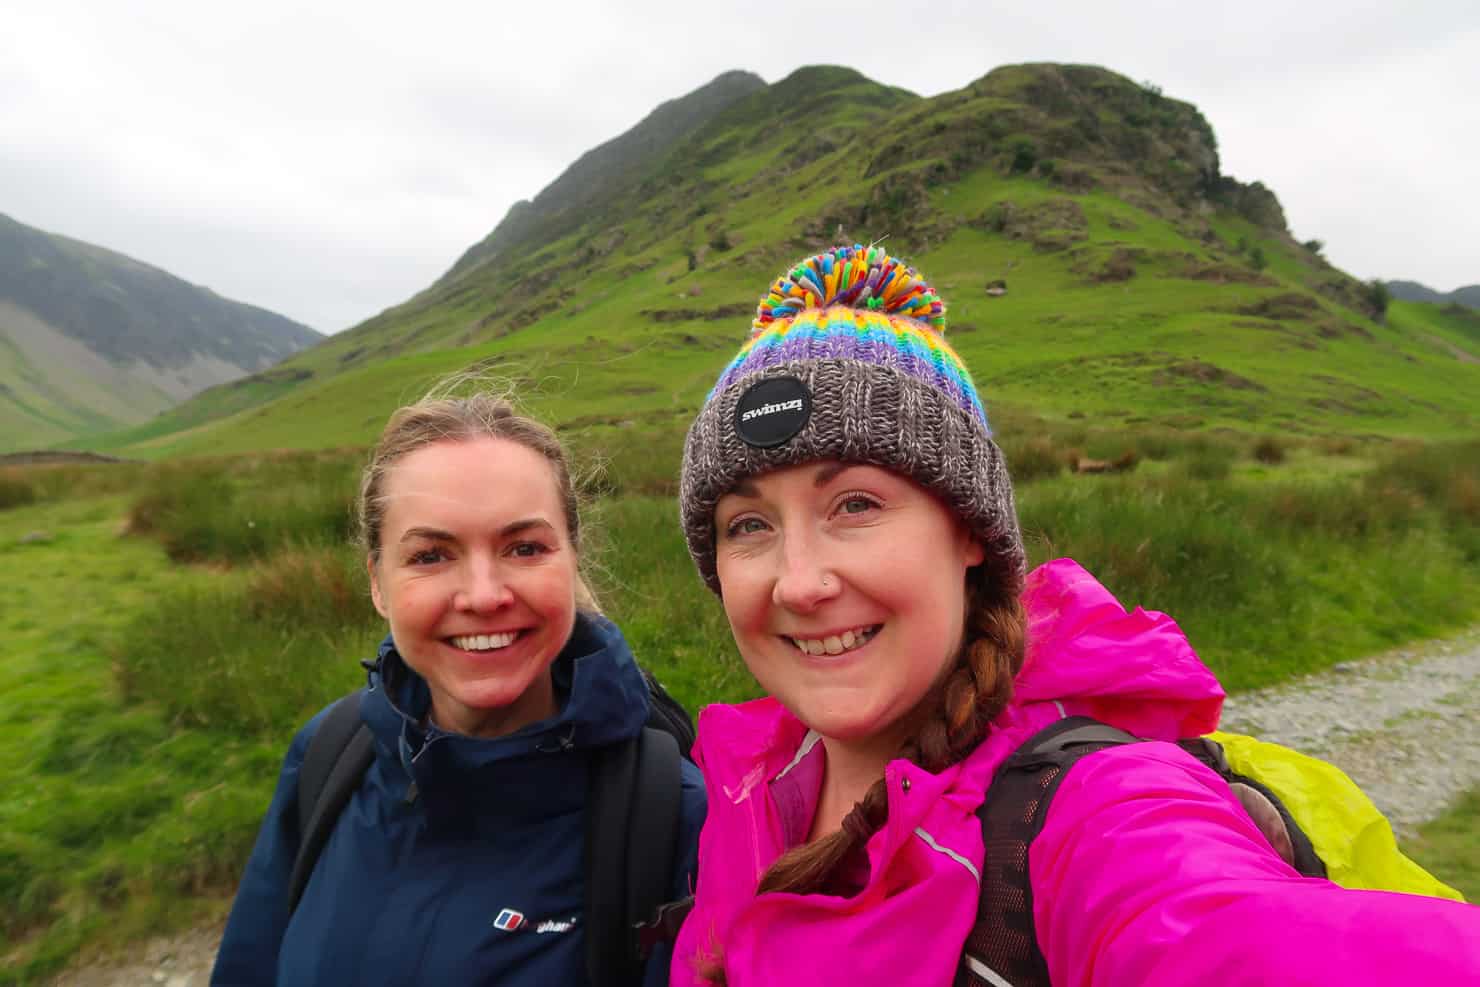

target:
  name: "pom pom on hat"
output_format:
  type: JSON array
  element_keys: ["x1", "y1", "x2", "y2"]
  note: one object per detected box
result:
[{"x1": 753, "y1": 244, "x2": 946, "y2": 333}]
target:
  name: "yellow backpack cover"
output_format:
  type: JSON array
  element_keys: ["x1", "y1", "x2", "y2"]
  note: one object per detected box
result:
[{"x1": 1208, "y1": 731, "x2": 1464, "y2": 901}]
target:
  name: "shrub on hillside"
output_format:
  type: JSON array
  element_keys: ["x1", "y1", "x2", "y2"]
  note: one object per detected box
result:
[
  {"x1": 1008, "y1": 137, "x2": 1037, "y2": 174},
  {"x1": 127, "y1": 460, "x2": 356, "y2": 563},
  {"x1": 0, "y1": 471, "x2": 36, "y2": 510},
  {"x1": 999, "y1": 435, "x2": 1064, "y2": 483},
  {"x1": 1366, "y1": 279, "x2": 1392, "y2": 322},
  {"x1": 1252, "y1": 436, "x2": 1287, "y2": 465},
  {"x1": 1177, "y1": 443, "x2": 1236, "y2": 482},
  {"x1": 1367, "y1": 439, "x2": 1480, "y2": 560}
]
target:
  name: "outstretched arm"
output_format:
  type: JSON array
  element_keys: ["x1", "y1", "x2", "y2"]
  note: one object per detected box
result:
[{"x1": 1032, "y1": 742, "x2": 1480, "y2": 987}]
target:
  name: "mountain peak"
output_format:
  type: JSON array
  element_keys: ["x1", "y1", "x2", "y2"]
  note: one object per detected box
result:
[{"x1": 444, "y1": 69, "x2": 766, "y2": 281}]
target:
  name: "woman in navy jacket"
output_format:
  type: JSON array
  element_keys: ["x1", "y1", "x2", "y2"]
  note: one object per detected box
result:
[{"x1": 212, "y1": 392, "x2": 704, "y2": 986}]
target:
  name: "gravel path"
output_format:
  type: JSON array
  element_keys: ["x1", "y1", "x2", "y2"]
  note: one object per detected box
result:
[
  {"x1": 46, "y1": 629, "x2": 1480, "y2": 985},
  {"x1": 1219, "y1": 628, "x2": 1480, "y2": 837}
]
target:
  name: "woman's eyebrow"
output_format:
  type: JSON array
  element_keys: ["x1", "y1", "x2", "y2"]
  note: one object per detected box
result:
[
  {"x1": 399, "y1": 526, "x2": 455, "y2": 544},
  {"x1": 813, "y1": 462, "x2": 854, "y2": 487},
  {"x1": 501, "y1": 517, "x2": 555, "y2": 537},
  {"x1": 398, "y1": 519, "x2": 555, "y2": 542}
]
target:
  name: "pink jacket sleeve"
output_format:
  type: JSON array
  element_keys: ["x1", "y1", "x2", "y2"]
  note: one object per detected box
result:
[{"x1": 1031, "y1": 742, "x2": 1480, "y2": 987}]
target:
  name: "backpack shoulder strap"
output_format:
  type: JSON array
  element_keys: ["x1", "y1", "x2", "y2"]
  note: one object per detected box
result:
[
  {"x1": 585, "y1": 726, "x2": 683, "y2": 987},
  {"x1": 288, "y1": 689, "x2": 375, "y2": 914},
  {"x1": 960, "y1": 716, "x2": 1140, "y2": 987}
]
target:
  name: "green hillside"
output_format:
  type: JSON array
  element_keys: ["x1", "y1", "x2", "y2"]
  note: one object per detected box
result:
[
  {"x1": 86, "y1": 63, "x2": 1480, "y2": 458},
  {"x1": 0, "y1": 213, "x2": 321, "y2": 452}
]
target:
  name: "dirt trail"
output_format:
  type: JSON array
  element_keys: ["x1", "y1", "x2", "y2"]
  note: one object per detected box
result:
[{"x1": 47, "y1": 630, "x2": 1480, "y2": 985}]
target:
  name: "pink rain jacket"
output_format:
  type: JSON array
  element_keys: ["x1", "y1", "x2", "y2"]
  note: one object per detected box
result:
[{"x1": 672, "y1": 559, "x2": 1480, "y2": 986}]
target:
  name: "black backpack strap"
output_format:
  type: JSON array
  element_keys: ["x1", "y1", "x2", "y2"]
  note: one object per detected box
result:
[
  {"x1": 288, "y1": 690, "x2": 375, "y2": 914},
  {"x1": 585, "y1": 726, "x2": 683, "y2": 987},
  {"x1": 961, "y1": 717, "x2": 1140, "y2": 987}
]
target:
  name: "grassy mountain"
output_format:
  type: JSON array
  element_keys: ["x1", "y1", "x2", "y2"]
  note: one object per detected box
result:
[
  {"x1": 86, "y1": 63, "x2": 1480, "y2": 458},
  {"x1": 1387, "y1": 279, "x2": 1480, "y2": 310},
  {"x1": 0, "y1": 213, "x2": 320, "y2": 451}
]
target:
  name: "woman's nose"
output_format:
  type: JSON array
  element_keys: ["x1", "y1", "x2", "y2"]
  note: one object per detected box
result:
[
  {"x1": 456, "y1": 560, "x2": 514, "y2": 612},
  {"x1": 771, "y1": 540, "x2": 841, "y2": 613}
]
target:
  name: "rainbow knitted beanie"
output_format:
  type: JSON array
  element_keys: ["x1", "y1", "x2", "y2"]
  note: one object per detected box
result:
[{"x1": 679, "y1": 244, "x2": 1024, "y2": 596}]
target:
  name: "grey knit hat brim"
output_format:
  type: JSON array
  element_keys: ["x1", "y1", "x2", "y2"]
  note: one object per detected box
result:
[{"x1": 680, "y1": 360, "x2": 1025, "y2": 597}]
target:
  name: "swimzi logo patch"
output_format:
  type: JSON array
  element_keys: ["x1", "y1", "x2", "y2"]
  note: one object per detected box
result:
[
  {"x1": 734, "y1": 376, "x2": 811, "y2": 448},
  {"x1": 740, "y1": 398, "x2": 804, "y2": 422}
]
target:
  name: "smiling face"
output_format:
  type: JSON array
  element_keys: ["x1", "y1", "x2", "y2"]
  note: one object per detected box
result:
[
  {"x1": 367, "y1": 436, "x2": 579, "y2": 738},
  {"x1": 713, "y1": 461, "x2": 984, "y2": 749}
]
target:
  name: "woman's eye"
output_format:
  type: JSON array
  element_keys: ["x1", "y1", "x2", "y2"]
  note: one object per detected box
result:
[
  {"x1": 408, "y1": 548, "x2": 447, "y2": 565},
  {"x1": 724, "y1": 517, "x2": 768, "y2": 538},
  {"x1": 510, "y1": 541, "x2": 550, "y2": 558},
  {"x1": 838, "y1": 494, "x2": 879, "y2": 516}
]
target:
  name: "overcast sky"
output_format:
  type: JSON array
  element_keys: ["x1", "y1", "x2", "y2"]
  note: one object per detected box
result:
[{"x1": 3, "y1": 1, "x2": 1476, "y2": 334}]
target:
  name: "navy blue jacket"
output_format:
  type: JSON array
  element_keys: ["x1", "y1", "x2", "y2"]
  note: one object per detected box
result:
[{"x1": 212, "y1": 614, "x2": 705, "y2": 986}]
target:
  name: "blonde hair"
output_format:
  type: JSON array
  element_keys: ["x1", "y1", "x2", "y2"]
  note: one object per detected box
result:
[{"x1": 358, "y1": 388, "x2": 598, "y2": 610}]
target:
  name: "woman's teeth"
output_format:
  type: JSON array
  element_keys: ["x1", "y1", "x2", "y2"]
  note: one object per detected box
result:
[
  {"x1": 788, "y1": 625, "x2": 879, "y2": 656},
  {"x1": 451, "y1": 632, "x2": 517, "y2": 652}
]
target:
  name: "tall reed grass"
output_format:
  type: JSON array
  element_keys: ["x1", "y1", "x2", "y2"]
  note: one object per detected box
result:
[
  {"x1": 113, "y1": 546, "x2": 381, "y2": 734},
  {"x1": 125, "y1": 453, "x2": 359, "y2": 563}
]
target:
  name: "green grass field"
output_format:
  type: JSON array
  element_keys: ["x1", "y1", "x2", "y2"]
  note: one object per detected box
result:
[
  {"x1": 3, "y1": 431, "x2": 1478, "y2": 981},
  {"x1": 0, "y1": 495, "x2": 258, "y2": 981}
]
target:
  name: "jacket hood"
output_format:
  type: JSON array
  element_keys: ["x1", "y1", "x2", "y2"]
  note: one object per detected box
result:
[
  {"x1": 694, "y1": 558, "x2": 1224, "y2": 786},
  {"x1": 1013, "y1": 557, "x2": 1224, "y2": 737},
  {"x1": 363, "y1": 611, "x2": 651, "y2": 780}
]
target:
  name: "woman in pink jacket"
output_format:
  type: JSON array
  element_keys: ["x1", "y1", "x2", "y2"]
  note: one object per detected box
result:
[{"x1": 670, "y1": 245, "x2": 1479, "y2": 986}]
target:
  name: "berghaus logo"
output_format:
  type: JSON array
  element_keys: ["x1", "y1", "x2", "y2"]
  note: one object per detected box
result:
[
  {"x1": 739, "y1": 398, "x2": 804, "y2": 422},
  {"x1": 492, "y1": 908, "x2": 527, "y2": 931},
  {"x1": 492, "y1": 909, "x2": 579, "y2": 934}
]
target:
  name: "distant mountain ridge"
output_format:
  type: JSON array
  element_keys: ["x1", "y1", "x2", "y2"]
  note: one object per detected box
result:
[
  {"x1": 78, "y1": 63, "x2": 1480, "y2": 456},
  {"x1": 0, "y1": 213, "x2": 320, "y2": 450},
  {"x1": 1386, "y1": 280, "x2": 1480, "y2": 310}
]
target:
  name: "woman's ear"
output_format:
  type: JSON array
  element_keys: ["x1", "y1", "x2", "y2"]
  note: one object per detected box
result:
[
  {"x1": 367, "y1": 555, "x2": 389, "y2": 619},
  {"x1": 963, "y1": 534, "x2": 986, "y2": 568}
]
